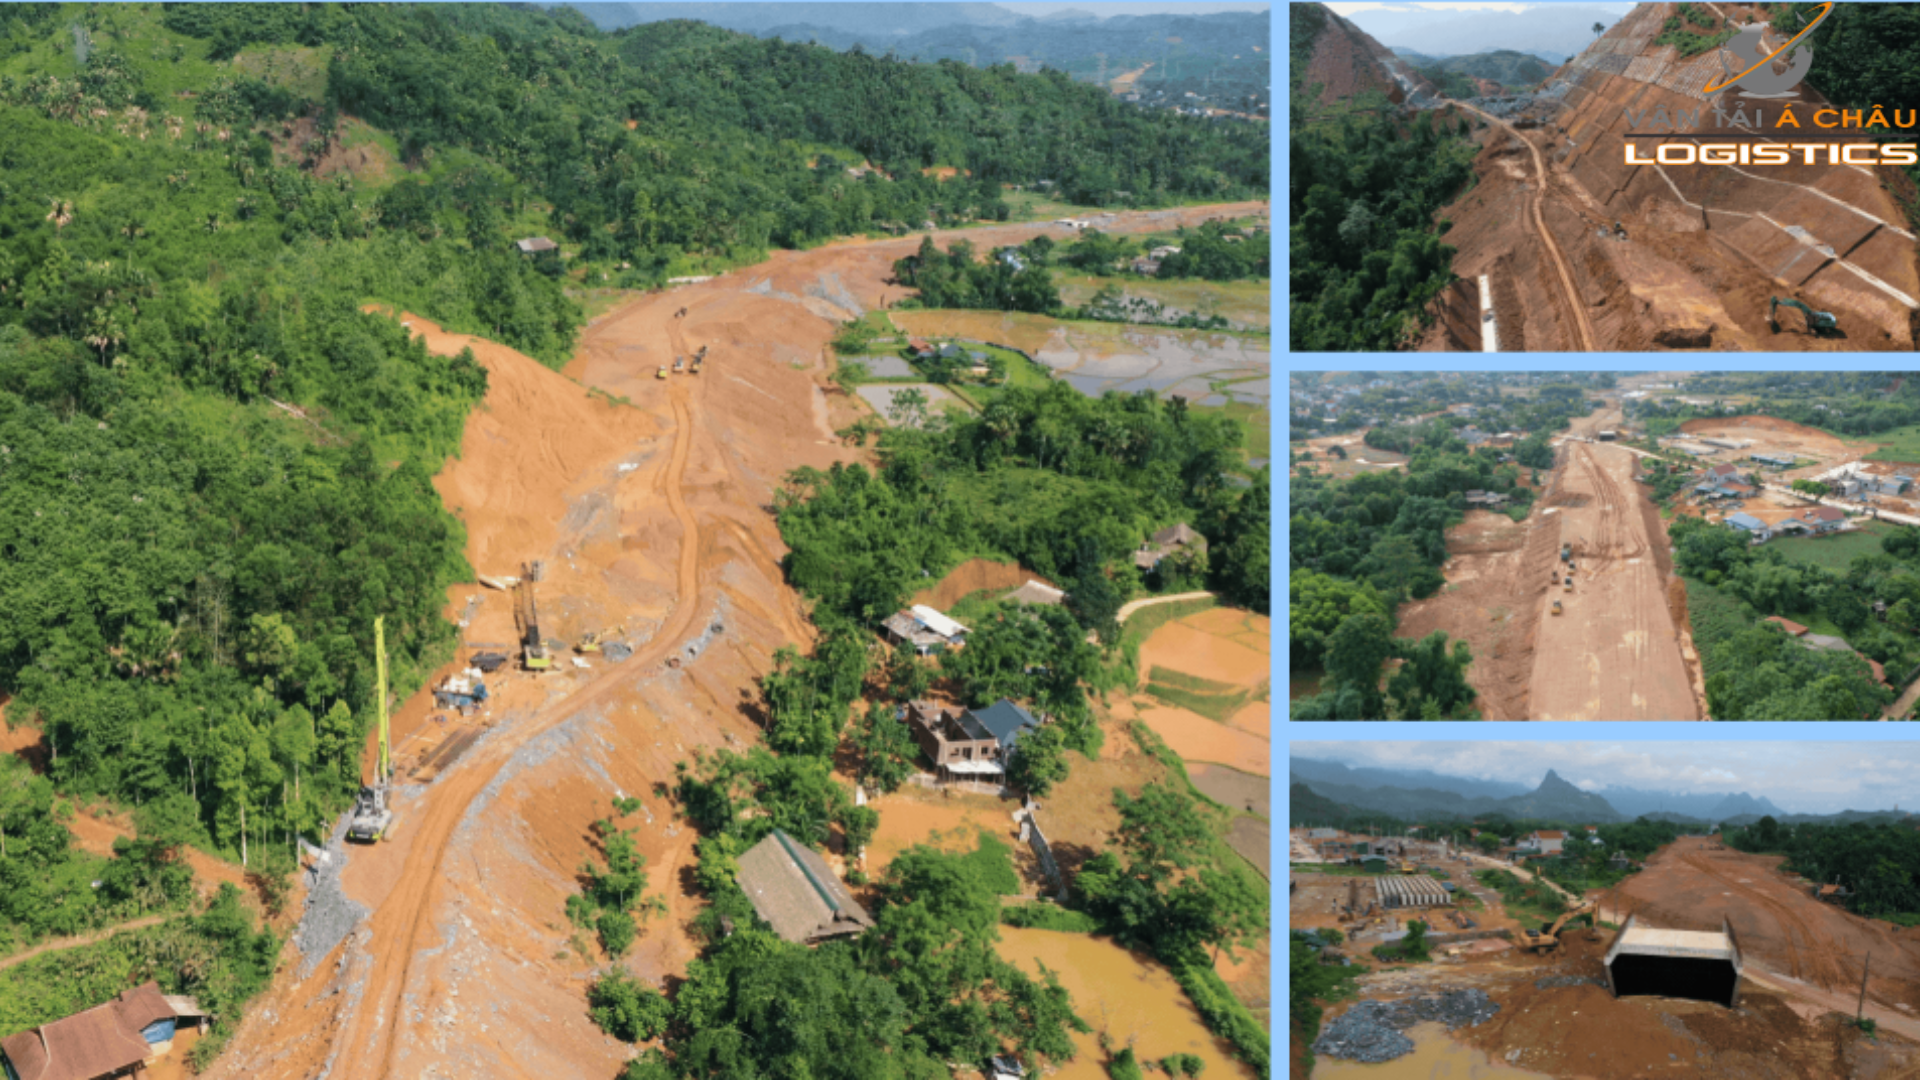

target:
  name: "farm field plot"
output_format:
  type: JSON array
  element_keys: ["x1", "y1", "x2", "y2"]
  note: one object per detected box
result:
[
  {"x1": 1768, "y1": 521, "x2": 1894, "y2": 570},
  {"x1": 890, "y1": 311, "x2": 1269, "y2": 404},
  {"x1": 1053, "y1": 274, "x2": 1272, "y2": 329}
]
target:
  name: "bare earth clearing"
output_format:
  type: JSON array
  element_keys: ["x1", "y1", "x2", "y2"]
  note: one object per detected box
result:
[
  {"x1": 200, "y1": 204, "x2": 1265, "y2": 1080},
  {"x1": 1297, "y1": 834, "x2": 1920, "y2": 1079}
]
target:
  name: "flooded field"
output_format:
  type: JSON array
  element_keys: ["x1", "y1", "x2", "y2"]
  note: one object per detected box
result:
[
  {"x1": 1134, "y1": 608, "x2": 1272, "y2": 777},
  {"x1": 889, "y1": 311, "x2": 1269, "y2": 405},
  {"x1": 854, "y1": 382, "x2": 960, "y2": 424},
  {"x1": 1053, "y1": 275, "x2": 1272, "y2": 330},
  {"x1": 996, "y1": 926, "x2": 1260, "y2": 1080},
  {"x1": 1312, "y1": 1023, "x2": 1556, "y2": 1080}
]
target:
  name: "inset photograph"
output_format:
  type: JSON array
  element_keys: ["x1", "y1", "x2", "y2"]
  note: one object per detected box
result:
[
  {"x1": 1289, "y1": 740, "x2": 1920, "y2": 1078},
  {"x1": 1288, "y1": 1, "x2": 1920, "y2": 352},
  {"x1": 1290, "y1": 370, "x2": 1920, "y2": 720}
]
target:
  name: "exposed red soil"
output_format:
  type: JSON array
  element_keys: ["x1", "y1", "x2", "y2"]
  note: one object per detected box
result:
[
  {"x1": 1608, "y1": 837, "x2": 1920, "y2": 1037},
  {"x1": 1299, "y1": 8, "x2": 1420, "y2": 107},
  {"x1": 207, "y1": 204, "x2": 1262, "y2": 1080},
  {"x1": 908, "y1": 557, "x2": 1052, "y2": 611},
  {"x1": 1425, "y1": 3, "x2": 1920, "y2": 352}
]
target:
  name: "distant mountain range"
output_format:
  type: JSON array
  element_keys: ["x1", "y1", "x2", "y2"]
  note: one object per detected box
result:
[
  {"x1": 1345, "y1": 4, "x2": 1632, "y2": 65},
  {"x1": 1389, "y1": 47, "x2": 1555, "y2": 89},
  {"x1": 560, "y1": 3, "x2": 1271, "y2": 109},
  {"x1": 1289, "y1": 768, "x2": 1623, "y2": 824},
  {"x1": 1291, "y1": 756, "x2": 1914, "y2": 832},
  {"x1": 1289, "y1": 757, "x2": 1533, "y2": 802}
]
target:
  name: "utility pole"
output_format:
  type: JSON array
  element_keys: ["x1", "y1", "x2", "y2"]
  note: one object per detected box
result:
[{"x1": 1858, "y1": 951, "x2": 1872, "y2": 1024}]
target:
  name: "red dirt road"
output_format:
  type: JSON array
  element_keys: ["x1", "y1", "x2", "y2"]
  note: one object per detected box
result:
[{"x1": 1528, "y1": 441, "x2": 1698, "y2": 719}]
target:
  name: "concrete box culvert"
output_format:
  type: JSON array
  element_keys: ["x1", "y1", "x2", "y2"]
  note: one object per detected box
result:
[{"x1": 1603, "y1": 913, "x2": 1743, "y2": 1008}]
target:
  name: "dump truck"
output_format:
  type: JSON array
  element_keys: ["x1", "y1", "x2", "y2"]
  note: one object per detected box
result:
[
  {"x1": 1770, "y1": 296, "x2": 1839, "y2": 337},
  {"x1": 1564, "y1": 576, "x2": 1574, "y2": 592},
  {"x1": 672, "y1": 356, "x2": 686, "y2": 373},
  {"x1": 349, "y1": 617, "x2": 396, "y2": 843},
  {"x1": 1561, "y1": 542, "x2": 1572, "y2": 561},
  {"x1": 1552, "y1": 599, "x2": 1563, "y2": 616},
  {"x1": 1520, "y1": 898, "x2": 1597, "y2": 955}
]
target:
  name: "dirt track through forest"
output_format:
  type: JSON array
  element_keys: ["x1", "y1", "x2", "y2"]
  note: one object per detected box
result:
[
  {"x1": 0, "y1": 914, "x2": 168, "y2": 974},
  {"x1": 337, "y1": 381, "x2": 703, "y2": 1080},
  {"x1": 1451, "y1": 100, "x2": 1597, "y2": 352},
  {"x1": 199, "y1": 202, "x2": 1268, "y2": 1080}
]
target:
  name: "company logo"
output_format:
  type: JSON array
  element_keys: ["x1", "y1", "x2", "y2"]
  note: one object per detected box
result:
[{"x1": 1702, "y1": 2, "x2": 1831, "y2": 97}]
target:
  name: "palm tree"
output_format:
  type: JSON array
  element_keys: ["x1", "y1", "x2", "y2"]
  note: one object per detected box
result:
[{"x1": 204, "y1": 212, "x2": 221, "y2": 234}]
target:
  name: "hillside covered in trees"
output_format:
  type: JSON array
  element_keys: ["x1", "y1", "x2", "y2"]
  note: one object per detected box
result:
[{"x1": 1289, "y1": 5, "x2": 1479, "y2": 351}]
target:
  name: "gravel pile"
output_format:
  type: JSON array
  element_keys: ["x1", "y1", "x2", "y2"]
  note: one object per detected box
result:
[
  {"x1": 1313, "y1": 990, "x2": 1502, "y2": 1064},
  {"x1": 1536, "y1": 975, "x2": 1608, "y2": 990},
  {"x1": 294, "y1": 812, "x2": 370, "y2": 977}
]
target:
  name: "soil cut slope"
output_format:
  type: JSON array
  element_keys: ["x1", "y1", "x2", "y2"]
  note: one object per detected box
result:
[{"x1": 1428, "y1": 2, "x2": 1920, "y2": 351}]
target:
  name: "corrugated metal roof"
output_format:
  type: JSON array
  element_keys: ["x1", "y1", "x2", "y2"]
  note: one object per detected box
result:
[{"x1": 909, "y1": 605, "x2": 967, "y2": 639}]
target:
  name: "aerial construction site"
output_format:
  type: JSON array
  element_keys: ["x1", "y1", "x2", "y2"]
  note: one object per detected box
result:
[
  {"x1": 1290, "y1": 745, "x2": 1920, "y2": 1079},
  {"x1": 159, "y1": 202, "x2": 1270, "y2": 1080},
  {"x1": 1292, "y1": 2, "x2": 1920, "y2": 351}
]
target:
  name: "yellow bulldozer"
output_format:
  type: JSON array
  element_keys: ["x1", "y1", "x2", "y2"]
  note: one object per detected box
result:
[
  {"x1": 1551, "y1": 599, "x2": 1563, "y2": 616},
  {"x1": 1519, "y1": 898, "x2": 1597, "y2": 955}
]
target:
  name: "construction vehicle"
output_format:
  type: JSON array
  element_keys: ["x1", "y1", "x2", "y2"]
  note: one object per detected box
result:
[
  {"x1": 672, "y1": 355, "x2": 686, "y2": 373},
  {"x1": 690, "y1": 346, "x2": 706, "y2": 374},
  {"x1": 349, "y1": 617, "x2": 397, "y2": 843},
  {"x1": 1770, "y1": 296, "x2": 1840, "y2": 337},
  {"x1": 1400, "y1": 860, "x2": 1418, "y2": 874},
  {"x1": 1551, "y1": 599, "x2": 1563, "y2": 616},
  {"x1": 1564, "y1": 576, "x2": 1574, "y2": 592},
  {"x1": 432, "y1": 670, "x2": 488, "y2": 714},
  {"x1": 516, "y1": 571, "x2": 552, "y2": 671},
  {"x1": 1613, "y1": 221, "x2": 1628, "y2": 241},
  {"x1": 656, "y1": 365, "x2": 668, "y2": 380},
  {"x1": 1520, "y1": 898, "x2": 1597, "y2": 954},
  {"x1": 1561, "y1": 542, "x2": 1572, "y2": 561}
]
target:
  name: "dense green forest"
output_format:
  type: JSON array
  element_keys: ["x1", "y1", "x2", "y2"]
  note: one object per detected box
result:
[
  {"x1": 1289, "y1": 102, "x2": 1478, "y2": 350},
  {"x1": 1728, "y1": 816, "x2": 1920, "y2": 922},
  {"x1": 154, "y1": 1, "x2": 1266, "y2": 273},
  {"x1": 1667, "y1": 516, "x2": 1898, "y2": 719},
  {"x1": 1289, "y1": 389, "x2": 1595, "y2": 719}
]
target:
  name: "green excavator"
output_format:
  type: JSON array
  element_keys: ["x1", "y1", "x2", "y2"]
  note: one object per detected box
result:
[{"x1": 1770, "y1": 296, "x2": 1840, "y2": 337}]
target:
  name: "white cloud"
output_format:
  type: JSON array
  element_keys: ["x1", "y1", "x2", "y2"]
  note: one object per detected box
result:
[{"x1": 1574, "y1": 778, "x2": 1602, "y2": 790}]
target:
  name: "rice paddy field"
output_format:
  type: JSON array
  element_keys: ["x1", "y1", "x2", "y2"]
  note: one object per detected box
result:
[{"x1": 1053, "y1": 274, "x2": 1272, "y2": 329}]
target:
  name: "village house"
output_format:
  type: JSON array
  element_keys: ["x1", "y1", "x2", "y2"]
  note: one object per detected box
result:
[
  {"x1": 734, "y1": 829, "x2": 875, "y2": 945},
  {"x1": 1, "y1": 982, "x2": 209, "y2": 1080},
  {"x1": 900, "y1": 698, "x2": 1041, "y2": 780},
  {"x1": 514, "y1": 236, "x2": 558, "y2": 254},
  {"x1": 1804, "y1": 506, "x2": 1849, "y2": 533},
  {"x1": 1765, "y1": 618, "x2": 1887, "y2": 685},
  {"x1": 1725, "y1": 512, "x2": 1771, "y2": 542},
  {"x1": 999, "y1": 580, "x2": 1065, "y2": 607},
  {"x1": 907, "y1": 339, "x2": 937, "y2": 360},
  {"x1": 881, "y1": 605, "x2": 970, "y2": 655},
  {"x1": 1462, "y1": 490, "x2": 1510, "y2": 509},
  {"x1": 1609, "y1": 851, "x2": 1632, "y2": 870},
  {"x1": 1750, "y1": 452, "x2": 1796, "y2": 469},
  {"x1": 1527, "y1": 830, "x2": 1566, "y2": 856},
  {"x1": 1132, "y1": 522, "x2": 1208, "y2": 571}
]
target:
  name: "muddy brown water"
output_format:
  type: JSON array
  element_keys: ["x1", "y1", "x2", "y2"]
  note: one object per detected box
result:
[
  {"x1": 1311, "y1": 1023, "x2": 1556, "y2": 1079},
  {"x1": 995, "y1": 926, "x2": 1260, "y2": 1079}
]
